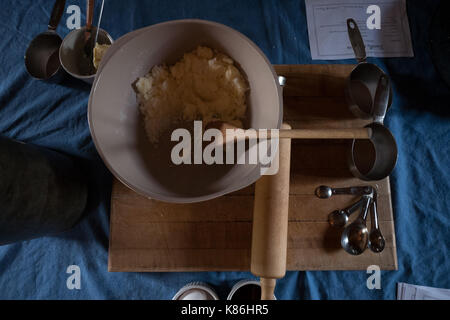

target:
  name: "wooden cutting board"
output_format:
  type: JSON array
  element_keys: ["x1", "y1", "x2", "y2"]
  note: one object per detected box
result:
[{"x1": 108, "y1": 65, "x2": 398, "y2": 272}]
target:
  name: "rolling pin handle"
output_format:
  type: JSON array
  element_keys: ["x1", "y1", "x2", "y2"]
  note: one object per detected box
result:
[{"x1": 260, "y1": 278, "x2": 276, "y2": 300}]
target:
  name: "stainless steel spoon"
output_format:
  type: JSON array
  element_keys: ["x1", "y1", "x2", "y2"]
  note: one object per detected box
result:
[
  {"x1": 93, "y1": 0, "x2": 105, "y2": 48},
  {"x1": 315, "y1": 185, "x2": 373, "y2": 199},
  {"x1": 328, "y1": 197, "x2": 365, "y2": 228},
  {"x1": 368, "y1": 194, "x2": 385, "y2": 253},
  {"x1": 341, "y1": 195, "x2": 372, "y2": 255}
]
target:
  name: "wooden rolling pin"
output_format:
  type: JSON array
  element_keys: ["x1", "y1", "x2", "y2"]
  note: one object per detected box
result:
[
  {"x1": 207, "y1": 121, "x2": 371, "y2": 145},
  {"x1": 251, "y1": 123, "x2": 292, "y2": 300}
]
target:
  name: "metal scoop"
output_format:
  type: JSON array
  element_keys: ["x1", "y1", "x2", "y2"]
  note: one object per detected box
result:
[
  {"x1": 346, "y1": 18, "x2": 392, "y2": 119},
  {"x1": 24, "y1": 0, "x2": 66, "y2": 81},
  {"x1": 349, "y1": 75, "x2": 398, "y2": 181}
]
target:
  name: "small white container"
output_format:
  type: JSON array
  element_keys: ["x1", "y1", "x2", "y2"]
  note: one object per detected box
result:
[
  {"x1": 172, "y1": 282, "x2": 219, "y2": 300},
  {"x1": 59, "y1": 26, "x2": 113, "y2": 84}
]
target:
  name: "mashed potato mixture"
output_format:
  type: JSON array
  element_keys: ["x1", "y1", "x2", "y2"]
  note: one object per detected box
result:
[
  {"x1": 135, "y1": 46, "x2": 249, "y2": 143},
  {"x1": 93, "y1": 43, "x2": 111, "y2": 70}
]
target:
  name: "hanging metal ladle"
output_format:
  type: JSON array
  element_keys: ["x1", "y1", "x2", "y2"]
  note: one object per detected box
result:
[{"x1": 24, "y1": 0, "x2": 66, "y2": 81}]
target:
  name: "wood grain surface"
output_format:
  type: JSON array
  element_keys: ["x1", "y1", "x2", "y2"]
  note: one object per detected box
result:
[{"x1": 108, "y1": 64, "x2": 398, "y2": 272}]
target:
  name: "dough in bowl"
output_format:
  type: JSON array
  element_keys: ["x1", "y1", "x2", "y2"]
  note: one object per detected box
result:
[{"x1": 135, "y1": 46, "x2": 249, "y2": 143}]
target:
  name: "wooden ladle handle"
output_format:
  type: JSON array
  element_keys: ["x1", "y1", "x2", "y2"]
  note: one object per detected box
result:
[
  {"x1": 207, "y1": 121, "x2": 372, "y2": 143},
  {"x1": 86, "y1": 0, "x2": 95, "y2": 31},
  {"x1": 279, "y1": 128, "x2": 371, "y2": 140}
]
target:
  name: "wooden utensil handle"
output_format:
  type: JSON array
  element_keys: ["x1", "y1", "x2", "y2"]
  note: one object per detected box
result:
[
  {"x1": 86, "y1": 0, "x2": 94, "y2": 30},
  {"x1": 209, "y1": 121, "x2": 372, "y2": 142},
  {"x1": 219, "y1": 128, "x2": 371, "y2": 145},
  {"x1": 280, "y1": 128, "x2": 371, "y2": 139}
]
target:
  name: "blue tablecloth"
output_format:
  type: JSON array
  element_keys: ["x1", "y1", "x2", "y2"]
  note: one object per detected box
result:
[{"x1": 0, "y1": 0, "x2": 448, "y2": 300}]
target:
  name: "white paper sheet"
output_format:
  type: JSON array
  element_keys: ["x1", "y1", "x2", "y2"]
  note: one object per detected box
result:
[
  {"x1": 305, "y1": 0, "x2": 414, "y2": 60},
  {"x1": 397, "y1": 283, "x2": 450, "y2": 300}
]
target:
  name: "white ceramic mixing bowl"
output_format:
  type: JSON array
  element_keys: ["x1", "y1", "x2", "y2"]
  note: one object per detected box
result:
[{"x1": 88, "y1": 19, "x2": 283, "y2": 203}]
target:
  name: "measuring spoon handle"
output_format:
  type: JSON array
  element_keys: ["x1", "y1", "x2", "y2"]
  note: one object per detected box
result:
[
  {"x1": 344, "y1": 197, "x2": 366, "y2": 216},
  {"x1": 360, "y1": 196, "x2": 372, "y2": 221},
  {"x1": 48, "y1": 0, "x2": 66, "y2": 31},
  {"x1": 332, "y1": 186, "x2": 372, "y2": 196},
  {"x1": 371, "y1": 197, "x2": 381, "y2": 230}
]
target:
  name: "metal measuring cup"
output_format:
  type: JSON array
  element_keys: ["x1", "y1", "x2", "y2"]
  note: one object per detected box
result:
[
  {"x1": 24, "y1": 0, "x2": 66, "y2": 81},
  {"x1": 349, "y1": 75, "x2": 398, "y2": 181},
  {"x1": 345, "y1": 18, "x2": 392, "y2": 119},
  {"x1": 60, "y1": 27, "x2": 113, "y2": 84}
]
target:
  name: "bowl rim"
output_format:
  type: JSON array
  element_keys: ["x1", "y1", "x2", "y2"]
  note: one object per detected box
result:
[{"x1": 88, "y1": 19, "x2": 283, "y2": 203}]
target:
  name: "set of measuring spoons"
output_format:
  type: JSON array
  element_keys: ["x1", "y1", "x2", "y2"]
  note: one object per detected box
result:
[{"x1": 316, "y1": 185, "x2": 385, "y2": 255}]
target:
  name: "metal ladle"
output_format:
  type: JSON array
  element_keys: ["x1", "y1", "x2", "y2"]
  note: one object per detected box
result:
[
  {"x1": 328, "y1": 197, "x2": 365, "y2": 228},
  {"x1": 368, "y1": 193, "x2": 385, "y2": 253},
  {"x1": 315, "y1": 185, "x2": 373, "y2": 199},
  {"x1": 346, "y1": 18, "x2": 393, "y2": 118},
  {"x1": 24, "y1": 0, "x2": 66, "y2": 81},
  {"x1": 341, "y1": 195, "x2": 372, "y2": 255}
]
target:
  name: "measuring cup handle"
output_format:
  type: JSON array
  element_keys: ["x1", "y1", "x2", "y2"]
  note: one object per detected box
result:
[
  {"x1": 373, "y1": 75, "x2": 391, "y2": 123},
  {"x1": 347, "y1": 19, "x2": 367, "y2": 63},
  {"x1": 48, "y1": 0, "x2": 66, "y2": 31}
]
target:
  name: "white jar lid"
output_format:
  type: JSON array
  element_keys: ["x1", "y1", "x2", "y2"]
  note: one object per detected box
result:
[{"x1": 172, "y1": 282, "x2": 219, "y2": 300}]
